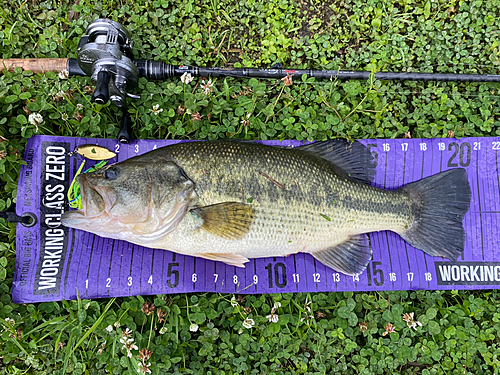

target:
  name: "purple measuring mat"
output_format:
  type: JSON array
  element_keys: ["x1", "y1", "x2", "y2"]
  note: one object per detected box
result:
[{"x1": 11, "y1": 135, "x2": 500, "y2": 303}]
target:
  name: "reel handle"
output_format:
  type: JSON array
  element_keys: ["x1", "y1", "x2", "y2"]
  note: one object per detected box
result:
[
  {"x1": 117, "y1": 109, "x2": 133, "y2": 144},
  {"x1": 91, "y1": 71, "x2": 111, "y2": 105}
]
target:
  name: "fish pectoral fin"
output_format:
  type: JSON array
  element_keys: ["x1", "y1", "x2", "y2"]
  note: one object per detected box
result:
[
  {"x1": 197, "y1": 253, "x2": 250, "y2": 268},
  {"x1": 190, "y1": 202, "x2": 253, "y2": 240},
  {"x1": 311, "y1": 234, "x2": 372, "y2": 276}
]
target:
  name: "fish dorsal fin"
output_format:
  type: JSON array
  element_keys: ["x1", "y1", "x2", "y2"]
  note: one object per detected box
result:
[
  {"x1": 298, "y1": 140, "x2": 376, "y2": 184},
  {"x1": 311, "y1": 234, "x2": 372, "y2": 276},
  {"x1": 196, "y1": 252, "x2": 250, "y2": 267},
  {"x1": 190, "y1": 202, "x2": 254, "y2": 240}
]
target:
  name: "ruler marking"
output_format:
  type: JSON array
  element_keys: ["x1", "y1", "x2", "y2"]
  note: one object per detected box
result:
[
  {"x1": 171, "y1": 252, "x2": 177, "y2": 294},
  {"x1": 63, "y1": 225, "x2": 76, "y2": 298},
  {"x1": 385, "y1": 233, "x2": 394, "y2": 288},
  {"x1": 134, "y1": 245, "x2": 147, "y2": 295},
  {"x1": 476, "y1": 145, "x2": 484, "y2": 261},
  {"x1": 402, "y1": 147, "x2": 412, "y2": 289},
  {"x1": 214, "y1": 261, "x2": 218, "y2": 292},
  {"x1": 76, "y1": 233, "x2": 89, "y2": 298},
  {"x1": 109, "y1": 239, "x2": 122, "y2": 296},
  {"x1": 420, "y1": 141, "x2": 431, "y2": 287},
  {"x1": 234, "y1": 266, "x2": 237, "y2": 293},
  {"x1": 193, "y1": 257, "x2": 197, "y2": 290},
  {"x1": 254, "y1": 258, "x2": 258, "y2": 292},
  {"x1": 481, "y1": 140, "x2": 490, "y2": 261},
  {"x1": 410, "y1": 140, "x2": 422, "y2": 289},
  {"x1": 106, "y1": 239, "x2": 115, "y2": 297},
  {"x1": 150, "y1": 249, "x2": 156, "y2": 293},
  {"x1": 160, "y1": 250, "x2": 166, "y2": 293},
  {"x1": 303, "y1": 255, "x2": 309, "y2": 292},
  {"x1": 94, "y1": 225, "x2": 104, "y2": 294},
  {"x1": 293, "y1": 255, "x2": 298, "y2": 292},
  {"x1": 243, "y1": 257, "x2": 247, "y2": 293},
  {"x1": 85, "y1": 235, "x2": 97, "y2": 298},
  {"x1": 128, "y1": 245, "x2": 135, "y2": 295},
  {"x1": 387, "y1": 143, "x2": 395, "y2": 287},
  {"x1": 313, "y1": 258, "x2": 319, "y2": 291}
]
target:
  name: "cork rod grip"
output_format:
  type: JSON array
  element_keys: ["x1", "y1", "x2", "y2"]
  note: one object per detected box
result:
[{"x1": 1, "y1": 58, "x2": 69, "y2": 73}]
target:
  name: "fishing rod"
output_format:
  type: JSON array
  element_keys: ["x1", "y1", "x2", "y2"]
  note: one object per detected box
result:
[{"x1": 2, "y1": 18, "x2": 500, "y2": 143}]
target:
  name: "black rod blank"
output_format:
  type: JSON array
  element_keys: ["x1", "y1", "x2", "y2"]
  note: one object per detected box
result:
[{"x1": 131, "y1": 59, "x2": 500, "y2": 83}]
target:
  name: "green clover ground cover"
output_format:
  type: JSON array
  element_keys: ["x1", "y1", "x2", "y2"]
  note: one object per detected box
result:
[{"x1": 1, "y1": 0, "x2": 500, "y2": 373}]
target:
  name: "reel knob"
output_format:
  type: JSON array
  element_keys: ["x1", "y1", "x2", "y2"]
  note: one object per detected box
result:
[{"x1": 91, "y1": 71, "x2": 111, "y2": 104}]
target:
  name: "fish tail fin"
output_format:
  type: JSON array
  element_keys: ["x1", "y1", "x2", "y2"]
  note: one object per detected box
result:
[{"x1": 399, "y1": 168, "x2": 471, "y2": 260}]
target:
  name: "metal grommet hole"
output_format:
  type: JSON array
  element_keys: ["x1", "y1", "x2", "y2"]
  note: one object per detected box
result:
[{"x1": 21, "y1": 212, "x2": 37, "y2": 228}]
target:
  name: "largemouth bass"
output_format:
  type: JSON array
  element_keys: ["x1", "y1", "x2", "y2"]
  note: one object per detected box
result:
[{"x1": 61, "y1": 140, "x2": 471, "y2": 276}]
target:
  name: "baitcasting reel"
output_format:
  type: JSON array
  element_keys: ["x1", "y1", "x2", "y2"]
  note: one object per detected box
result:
[{"x1": 75, "y1": 19, "x2": 140, "y2": 143}]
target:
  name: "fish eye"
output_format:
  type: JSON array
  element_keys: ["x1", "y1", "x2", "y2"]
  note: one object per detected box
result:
[{"x1": 104, "y1": 167, "x2": 119, "y2": 180}]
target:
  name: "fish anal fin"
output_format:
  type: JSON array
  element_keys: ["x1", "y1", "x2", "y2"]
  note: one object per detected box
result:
[
  {"x1": 197, "y1": 252, "x2": 249, "y2": 267},
  {"x1": 190, "y1": 202, "x2": 253, "y2": 240},
  {"x1": 311, "y1": 234, "x2": 372, "y2": 276}
]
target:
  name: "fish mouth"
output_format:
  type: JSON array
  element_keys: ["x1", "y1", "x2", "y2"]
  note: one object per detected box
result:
[
  {"x1": 70, "y1": 174, "x2": 116, "y2": 219},
  {"x1": 61, "y1": 175, "x2": 113, "y2": 229}
]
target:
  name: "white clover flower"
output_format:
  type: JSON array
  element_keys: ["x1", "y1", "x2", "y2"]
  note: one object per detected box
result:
[
  {"x1": 403, "y1": 312, "x2": 423, "y2": 330},
  {"x1": 242, "y1": 318, "x2": 255, "y2": 329},
  {"x1": 127, "y1": 344, "x2": 138, "y2": 358},
  {"x1": 238, "y1": 328, "x2": 243, "y2": 334},
  {"x1": 5, "y1": 318, "x2": 15, "y2": 326},
  {"x1": 98, "y1": 340, "x2": 106, "y2": 355},
  {"x1": 201, "y1": 79, "x2": 214, "y2": 95},
  {"x1": 266, "y1": 313, "x2": 279, "y2": 323},
  {"x1": 180, "y1": 72, "x2": 193, "y2": 84},
  {"x1": 411, "y1": 321, "x2": 423, "y2": 330},
  {"x1": 137, "y1": 362, "x2": 152, "y2": 374},
  {"x1": 29, "y1": 113, "x2": 43, "y2": 126},
  {"x1": 58, "y1": 69, "x2": 69, "y2": 79},
  {"x1": 122, "y1": 328, "x2": 132, "y2": 337},
  {"x1": 114, "y1": 321, "x2": 121, "y2": 328},
  {"x1": 231, "y1": 296, "x2": 238, "y2": 307},
  {"x1": 150, "y1": 104, "x2": 163, "y2": 115},
  {"x1": 105, "y1": 325, "x2": 113, "y2": 333},
  {"x1": 121, "y1": 337, "x2": 138, "y2": 358},
  {"x1": 61, "y1": 113, "x2": 69, "y2": 121},
  {"x1": 304, "y1": 297, "x2": 312, "y2": 312},
  {"x1": 273, "y1": 302, "x2": 281, "y2": 310},
  {"x1": 76, "y1": 103, "x2": 83, "y2": 111},
  {"x1": 159, "y1": 327, "x2": 167, "y2": 334},
  {"x1": 189, "y1": 323, "x2": 199, "y2": 332}
]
